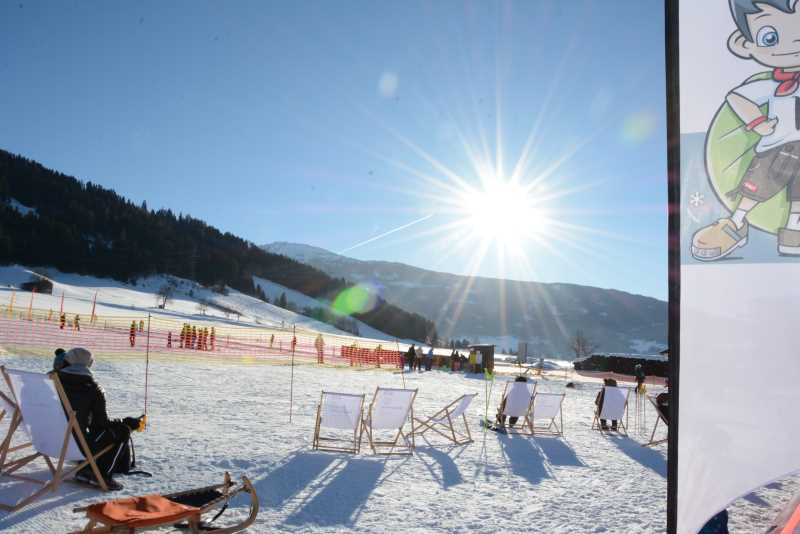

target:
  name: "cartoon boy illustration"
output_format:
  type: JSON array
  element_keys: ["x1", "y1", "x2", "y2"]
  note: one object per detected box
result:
[{"x1": 692, "y1": 0, "x2": 800, "y2": 260}]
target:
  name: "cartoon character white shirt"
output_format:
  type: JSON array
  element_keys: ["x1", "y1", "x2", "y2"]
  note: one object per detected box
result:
[{"x1": 733, "y1": 78, "x2": 800, "y2": 152}]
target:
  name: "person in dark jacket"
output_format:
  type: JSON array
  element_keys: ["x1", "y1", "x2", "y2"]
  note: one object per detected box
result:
[
  {"x1": 52, "y1": 347, "x2": 67, "y2": 371},
  {"x1": 656, "y1": 377, "x2": 670, "y2": 424},
  {"x1": 595, "y1": 378, "x2": 619, "y2": 431},
  {"x1": 405, "y1": 344, "x2": 416, "y2": 371},
  {"x1": 634, "y1": 364, "x2": 646, "y2": 393},
  {"x1": 58, "y1": 348, "x2": 143, "y2": 491}
]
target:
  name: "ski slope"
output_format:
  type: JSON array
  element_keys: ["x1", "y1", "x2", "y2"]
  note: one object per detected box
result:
[{"x1": 0, "y1": 265, "x2": 396, "y2": 342}]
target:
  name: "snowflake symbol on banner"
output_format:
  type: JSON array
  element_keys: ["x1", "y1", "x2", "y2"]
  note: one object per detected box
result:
[{"x1": 690, "y1": 192, "x2": 705, "y2": 207}]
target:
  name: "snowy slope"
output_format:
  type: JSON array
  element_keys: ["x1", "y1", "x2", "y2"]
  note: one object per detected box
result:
[
  {"x1": 0, "y1": 265, "x2": 397, "y2": 342},
  {"x1": 251, "y1": 277, "x2": 393, "y2": 341}
]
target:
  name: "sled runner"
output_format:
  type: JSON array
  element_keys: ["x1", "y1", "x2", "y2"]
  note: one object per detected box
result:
[{"x1": 69, "y1": 472, "x2": 259, "y2": 534}]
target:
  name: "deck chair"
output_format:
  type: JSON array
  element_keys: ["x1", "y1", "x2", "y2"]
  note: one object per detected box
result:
[
  {"x1": 312, "y1": 391, "x2": 365, "y2": 454},
  {"x1": 642, "y1": 395, "x2": 668, "y2": 447},
  {"x1": 361, "y1": 387, "x2": 417, "y2": 455},
  {"x1": 0, "y1": 389, "x2": 32, "y2": 471},
  {"x1": 495, "y1": 381, "x2": 537, "y2": 435},
  {"x1": 69, "y1": 472, "x2": 259, "y2": 534},
  {"x1": 591, "y1": 386, "x2": 630, "y2": 435},
  {"x1": 0, "y1": 367, "x2": 113, "y2": 512},
  {"x1": 530, "y1": 392, "x2": 566, "y2": 437},
  {"x1": 413, "y1": 393, "x2": 477, "y2": 445}
]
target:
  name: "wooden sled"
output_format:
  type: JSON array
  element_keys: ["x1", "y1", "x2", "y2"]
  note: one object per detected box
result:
[{"x1": 69, "y1": 472, "x2": 259, "y2": 534}]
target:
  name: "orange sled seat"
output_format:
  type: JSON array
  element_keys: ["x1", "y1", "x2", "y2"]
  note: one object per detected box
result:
[
  {"x1": 86, "y1": 495, "x2": 200, "y2": 528},
  {"x1": 70, "y1": 473, "x2": 258, "y2": 533}
]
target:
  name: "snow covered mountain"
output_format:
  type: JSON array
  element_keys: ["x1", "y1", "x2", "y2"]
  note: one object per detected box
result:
[{"x1": 263, "y1": 242, "x2": 667, "y2": 356}]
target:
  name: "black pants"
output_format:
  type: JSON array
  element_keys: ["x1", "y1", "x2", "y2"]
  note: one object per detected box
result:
[
  {"x1": 600, "y1": 419, "x2": 618, "y2": 430},
  {"x1": 87, "y1": 423, "x2": 130, "y2": 476}
]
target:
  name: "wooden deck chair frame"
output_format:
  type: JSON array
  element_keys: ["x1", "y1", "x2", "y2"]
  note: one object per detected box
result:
[
  {"x1": 413, "y1": 393, "x2": 476, "y2": 446},
  {"x1": 361, "y1": 387, "x2": 417, "y2": 455},
  {"x1": 69, "y1": 472, "x2": 259, "y2": 534},
  {"x1": 591, "y1": 386, "x2": 630, "y2": 436},
  {"x1": 495, "y1": 381, "x2": 537, "y2": 436},
  {"x1": 0, "y1": 389, "x2": 33, "y2": 471},
  {"x1": 0, "y1": 367, "x2": 114, "y2": 512},
  {"x1": 642, "y1": 395, "x2": 668, "y2": 447},
  {"x1": 530, "y1": 392, "x2": 566, "y2": 437},
  {"x1": 312, "y1": 391, "x2": 365, "y2": 454}
]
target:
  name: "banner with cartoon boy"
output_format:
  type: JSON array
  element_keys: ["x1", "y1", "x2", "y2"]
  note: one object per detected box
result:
[{"x1": 676, "y1": 1, "x2": 800, "y2": 532}]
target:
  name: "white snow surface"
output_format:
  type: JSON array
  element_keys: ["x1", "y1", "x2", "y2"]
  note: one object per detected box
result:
[
  {"x1": 0, "y1": 354, "x2": 794, "y2": 533},
  {"x1": 6, "y1": 198, "x2": 37, "y2": 217}
]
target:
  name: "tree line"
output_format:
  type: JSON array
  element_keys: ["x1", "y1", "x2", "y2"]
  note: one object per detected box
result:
[{"x1": 0, "y1": 149, "x2": 437, "y2": 342}]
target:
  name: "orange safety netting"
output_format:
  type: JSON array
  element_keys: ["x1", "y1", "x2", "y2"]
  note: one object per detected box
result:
[{"x1": 0, "y1": 303, "x2": 405, "y2": 369}]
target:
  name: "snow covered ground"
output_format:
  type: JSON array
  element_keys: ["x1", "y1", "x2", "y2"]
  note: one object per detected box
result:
[{"x1": 0, "y1": 351, "x2": 794, "y2": 533}]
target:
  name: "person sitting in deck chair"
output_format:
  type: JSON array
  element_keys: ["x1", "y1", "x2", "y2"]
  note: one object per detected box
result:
[
  {"x1": 656, "y1": 378, "x2": 670, "y2": 424},
  {"x1": 495, "y1": 376, "x2": 529, "y2": 427},
  {"x1": 52, "y1": 347, "x2": 67, "y2": 371},
  {"x1": 58, "y1": 348, "x2": 144, "y2": 491},
  {"x1": 595, "y1": 378, "x2": 620, "y2": 431}
]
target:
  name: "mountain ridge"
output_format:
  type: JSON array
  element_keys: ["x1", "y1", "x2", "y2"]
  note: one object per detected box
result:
[{"x1": 263, "y1": 241, "x2": 667, "y2": 356}]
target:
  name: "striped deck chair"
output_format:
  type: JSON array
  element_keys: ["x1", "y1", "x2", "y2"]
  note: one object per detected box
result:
[
  {"x1": 361, "y1": 387, "x2": 417, "y2": 455},
  {"x1": 531, "y1": 392, "x2": 566, "y2": 437},
  {"x1": 312, "y1": 391, "x2": 365, "y2": 454},
  {"x1": 592, "y1": 386, "x2": 630, "y2": 435},
  {"x1": 0, "y1": 367, "x2": 114, "y2": 511},
  {"x1": 413, "y1": 393, "x2": 477, "y2": 445}
]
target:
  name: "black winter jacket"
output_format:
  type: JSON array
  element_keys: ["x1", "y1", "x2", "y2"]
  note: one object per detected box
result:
[{"x1": 57, "y1": 371, "x2": 124, "y2": 436}]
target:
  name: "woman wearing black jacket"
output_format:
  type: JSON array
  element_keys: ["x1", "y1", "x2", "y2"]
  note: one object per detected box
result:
[{"x1": 58, "y1": 347, "x2": 142, "y2": 491}]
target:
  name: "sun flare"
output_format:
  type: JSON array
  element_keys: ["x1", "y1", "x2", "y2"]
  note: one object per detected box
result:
[{"x1": 460, "y1": 179, "x2": 546, "y2": 245}]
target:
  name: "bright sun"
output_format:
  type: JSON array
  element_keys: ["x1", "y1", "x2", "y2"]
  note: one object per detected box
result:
[{"x1": 461, "y1": 180, "x2": 546, "y2": 245}]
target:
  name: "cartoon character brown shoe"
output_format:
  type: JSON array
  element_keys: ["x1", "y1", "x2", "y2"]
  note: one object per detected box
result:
[
  {"x1": 778, "y1": 227, "x2": 800, "y2": 255},
  {"x1": 691, "y1": 218, "x2": 749, "y2": 261}
]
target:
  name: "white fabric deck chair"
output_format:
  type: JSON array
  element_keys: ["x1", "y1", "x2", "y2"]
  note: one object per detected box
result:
[
  {"x1": 312, "y1": 391, "x2": 365, "y2": 454},
  {"x1": 497, "y1": 381, "x2": 537, "y2": 435},
  {"x1": 642, "y1": 395, "x2": 668, "y2": 447},
  {"x1": 592, "y1": 386, "x2": 630, "y2": 435},
  {"x1": 413, "y1": 393, "x2": 477, "y2": 445},
  {"x1": 0, "y1": 367, "x2": 113, "y2": 511},
  {"x1": 0, "y1": 388, "x2": 32, "y2": 472},
  {"x1": 361, "y1": 387, "x2": 417, "y2": 455},
  {"x1": 531, "y1": 392, "x2": 566, "y2": 437}
]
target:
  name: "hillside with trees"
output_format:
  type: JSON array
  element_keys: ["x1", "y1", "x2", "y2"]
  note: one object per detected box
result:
[{"x1": 0, "y1": 149, "x2": 437, "y2": 342}]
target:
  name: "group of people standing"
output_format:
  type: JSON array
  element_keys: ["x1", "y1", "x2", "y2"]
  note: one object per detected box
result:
[{"x1": 403, "y1": 345, "x2": 485, "y2": 373}]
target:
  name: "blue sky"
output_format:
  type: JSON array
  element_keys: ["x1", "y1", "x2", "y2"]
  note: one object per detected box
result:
[{"x1": 0, "y1": 1, "x2": 667, "y2": 300}]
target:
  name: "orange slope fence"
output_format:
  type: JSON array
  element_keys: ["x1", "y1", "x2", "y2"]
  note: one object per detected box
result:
[{"x1": 0, "y1": 303, "x2": 404, "y2": 369}]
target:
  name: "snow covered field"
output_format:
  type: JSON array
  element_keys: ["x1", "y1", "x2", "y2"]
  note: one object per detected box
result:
[{"x1": 0, "y1": 350, "x2": 793, "y2": 533}]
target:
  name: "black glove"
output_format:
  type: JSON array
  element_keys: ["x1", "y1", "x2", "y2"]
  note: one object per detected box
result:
[{"x1": 123, "y1": 416, "x2": 143, "y2": 431}]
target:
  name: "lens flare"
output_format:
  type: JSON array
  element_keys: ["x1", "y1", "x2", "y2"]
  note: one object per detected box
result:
[{"x1": 332, "y1": 284, "x2": 379, "y2": 315}]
